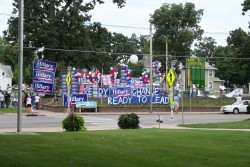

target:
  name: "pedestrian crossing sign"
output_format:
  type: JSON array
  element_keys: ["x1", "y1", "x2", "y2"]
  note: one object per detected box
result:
[
  {"x1": 66, "y1": 73, "x2": 71, "y2": 86},
  {"x1": 167, "y1": 69, "x2": 176, "y2": 87}
]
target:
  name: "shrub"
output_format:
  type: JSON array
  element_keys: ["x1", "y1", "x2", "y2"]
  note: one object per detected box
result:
[
  {"x1": 247, "y1": 105, "x2": 250, "y2": 114},
  {"x1": 118, "y1": 113, "x2": 140, "y2": 129},
  {"x1": 62, "y1": 112, "x2": 85, "y2": 131}
]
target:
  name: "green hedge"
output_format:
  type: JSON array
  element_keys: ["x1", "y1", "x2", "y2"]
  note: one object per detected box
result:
[
  {"x1": 118, "y1": 113, "x2": 140, "y2": 129},
  {"x1": 62, "y1": 112, "x2": 85, "y2": 131}
]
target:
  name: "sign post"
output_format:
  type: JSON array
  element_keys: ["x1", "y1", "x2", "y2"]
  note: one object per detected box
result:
[
  {"x1": 167, "y1": 62, "x2": 177, "y2": 124},
  {"x1": 66, "y1": 66, "x2": 72, "y2": 113}
]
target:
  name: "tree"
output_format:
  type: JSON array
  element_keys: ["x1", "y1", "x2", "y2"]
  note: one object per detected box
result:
[
  {"x1": 213, "y1": 28, "x2": 250, "y2": 85},
  {"x1": 4, "y1": 0, "x2": 127, "y2": 81},
  {"x1": 151, "y1": 2, "x2": 204, "y2": 64},
  {"x1": 194, "y1": 37, "x2": 217, "y2": 62},
  {"x1": 226, "y1": 28, "x2": 250, "y2": 85}
]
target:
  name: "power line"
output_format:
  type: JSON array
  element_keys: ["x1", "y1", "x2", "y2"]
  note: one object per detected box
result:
[
  {"x1": 0, "y1": 12, "x2": 232, "y2": 35},
  {"x1": 1, "y1": 44, "x2": 250, "y2": 60}
]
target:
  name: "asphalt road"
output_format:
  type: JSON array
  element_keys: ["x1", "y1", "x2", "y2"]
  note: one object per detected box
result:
[{"x1": 0, "y1": 112, "x2": 249, "y2": 132}]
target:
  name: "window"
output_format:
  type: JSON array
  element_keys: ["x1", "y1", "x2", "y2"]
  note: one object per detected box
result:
[
  {"x1": 2, "y1": 72, "x2": 5, "y2": 76},
  {"x1": 208, "y1": 70, "x2": 213, "y2": 77},
  {"x1": 209, "y1": 82, "x2": 212, "y2": 88}
]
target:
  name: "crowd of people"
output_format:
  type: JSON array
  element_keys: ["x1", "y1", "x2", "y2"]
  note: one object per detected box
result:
[{"x1": 0, "y1": 84, "x2": 41, "y2": 114}]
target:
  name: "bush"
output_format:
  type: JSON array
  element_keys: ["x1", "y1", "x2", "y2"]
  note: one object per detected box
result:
[
  {"x1": 62, "y1": 112, "x2": 85, "y2": 131},
  {"x1": 118, "y1": 113, "x2": 140, "y2": 129},
  {"x1": 247, "y1": 105, "x2": 250, "y2": 114}
]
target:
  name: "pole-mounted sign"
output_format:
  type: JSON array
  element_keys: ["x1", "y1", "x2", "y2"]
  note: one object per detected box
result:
[{"x1": 167, "y1": 69, "x2": 176, "y2": 87}]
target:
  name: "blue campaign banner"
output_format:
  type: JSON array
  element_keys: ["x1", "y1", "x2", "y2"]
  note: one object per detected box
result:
[
  {"x1": 34, "y1": 59, "x2": 57, "y2": 73},
  {"x1": 63, "y1": 94, "x2": 88, "y2": 106},
  {"x1": 131, "y1": 87, "x2": 150, "y2": 96},
  {"x1": 98, "y1": 87, "x2": 110, "y2": 97},
  {"x1": 33, "y1": 70, "x2": 55, "y2": 83},
  {"x1": 131, "y1": 87, "x2": 161, "y2": 96},
  {"x1": 108, "y1": 96, "x2": 169, "y2": 105},
  {"x1": 33, "y1": 81, "x2": 54, "y2": 94},
  {"x1": 109, "y1": 87, "x2": 131, "y2": 97}
]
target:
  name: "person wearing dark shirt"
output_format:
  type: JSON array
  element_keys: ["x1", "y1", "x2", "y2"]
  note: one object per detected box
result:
[{"x1": 4, "y1": 92, "x2": 10, "y2": 108}]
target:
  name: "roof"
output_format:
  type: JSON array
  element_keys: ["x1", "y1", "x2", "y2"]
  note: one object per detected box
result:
[
  {"x1": 205, "y1": 62, "x2": 217, "y2": 70},
  {"x1": 0, "y1": 63, "x2": 13, "y2": 77}
]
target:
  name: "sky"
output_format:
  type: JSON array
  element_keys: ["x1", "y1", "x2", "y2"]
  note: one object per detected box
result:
[{"x1": 0, "y1": 0, "x2": 249, "y2": 46}]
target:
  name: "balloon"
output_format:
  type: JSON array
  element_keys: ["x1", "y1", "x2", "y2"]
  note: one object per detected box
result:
[{"x1": 129, "y1": 54, "x2": 138, "y2": 64}]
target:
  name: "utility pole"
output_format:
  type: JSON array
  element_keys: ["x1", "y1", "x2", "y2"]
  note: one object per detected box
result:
[
  {"x1": 149, "y1": 20, "x2": 153, "y2": 113},
  {"x1": 166, "y1": 42, "x2": 168, "y2": 92},
  {"x1": 17, "y1": 0, "x2": 24, "y2": 133}
]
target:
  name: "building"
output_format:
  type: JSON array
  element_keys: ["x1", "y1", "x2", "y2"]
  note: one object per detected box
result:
[
  {"x1": 179, "y1": 58, "x2": 224, "y2": 93},
  {"x1": 0, "y1": 63, "x2": 13, "y2": 91}
]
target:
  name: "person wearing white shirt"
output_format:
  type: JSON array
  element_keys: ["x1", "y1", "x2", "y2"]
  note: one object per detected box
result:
[
  {"x1": 174, "y1": 82, "x2": 180, "y2": 96},
  {"x1": 6, "y1": 84, "x2": 12, "y2": 94},
  {"x1": 26, "y1": 94, "x2": 34, "y2": 113},
  {"x1": 192, "y1": 84, "x2": 197, "y2": 98},
  {"x1": 35, "y1": 94, "x2": 41, "y2": 110},
  {"x1": 236, "y1": 94, "x2": 242, "y2": 102},
  {"x1": 219, "y1": 83, "x2": 225, "y2": 98}
]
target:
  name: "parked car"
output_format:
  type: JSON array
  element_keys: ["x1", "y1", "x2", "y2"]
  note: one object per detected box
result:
[{"x1": 220, "y1": 100, "x2": 250, "y2": 114}]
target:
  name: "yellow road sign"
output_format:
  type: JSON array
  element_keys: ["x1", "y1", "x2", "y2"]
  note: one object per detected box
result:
[
  {"x1": 66, "y1": 73, "x2": 71, "y2": 86},
  {"x1": 167, "y1": 69, "x2": 176, "y2": 87}
]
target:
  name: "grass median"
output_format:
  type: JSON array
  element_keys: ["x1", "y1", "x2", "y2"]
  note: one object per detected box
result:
[
  {"x1": 178, "y1": 119, "x2": 250, "y2": 129},
  {"x1": 0, "y1": 129, "x2": 250, "y2": 167}
]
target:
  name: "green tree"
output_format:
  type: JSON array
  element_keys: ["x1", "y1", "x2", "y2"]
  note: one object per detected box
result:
[
  {"x1": 194, "y1": 37, "x2": 217, "y2": 62},
  {"x1": 226, "y1": 28, "x2": 250, "y2": 85},
  {"x1": 212, "y1": 46, "x2": 236, "y2": 86},
  {"x1": 151, "y1": 2, "x2": 204, "y2": 63},
  {"x1": 4, "y1": 0, "x2": 127, "y2": 81}
]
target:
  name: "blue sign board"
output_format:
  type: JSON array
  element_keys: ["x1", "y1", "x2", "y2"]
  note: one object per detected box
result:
[
  {"x1": 33, "y1": 81, "x2": 54, "y2": 94},
  {"x1": 33, "y1": 70, "x2": 55, "y2": 83},
  {"x1": 33, "y1": 59, "x2": 57, "y2": 73},
  {"x1": 33, "y1": 59, "x2": 57, "y2": 95},
  {"x1": 63, "y1": 94, "x2": 88, "y2": 106}
]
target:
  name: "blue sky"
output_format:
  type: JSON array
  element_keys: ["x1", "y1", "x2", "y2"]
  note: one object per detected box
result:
[{"x1": 1, "y1": 0, "x2": 249, "y2": 46}]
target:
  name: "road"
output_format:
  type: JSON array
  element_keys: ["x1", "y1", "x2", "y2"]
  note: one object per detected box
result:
[{"x1": 0, "y1": 111, "x2": 249, "y2": 132}]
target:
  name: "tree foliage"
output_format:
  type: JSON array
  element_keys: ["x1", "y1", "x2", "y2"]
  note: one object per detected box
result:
[
  {"x1": 4, "y1": 0, "x2": 143, "y2": 82},
  {"x1": 194, "y1": 37, "x2": 217, "y2": 61},
  {"x1": 151, "y1": 3, "x2": 204, "y2": 62},
  {"x1": 212, "y1": 28, "x2": 250, "y2": 85}
]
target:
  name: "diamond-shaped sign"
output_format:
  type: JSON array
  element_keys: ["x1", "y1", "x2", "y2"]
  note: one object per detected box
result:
[
  {"x1": 66, "y1": 73, "x2": 71, "y2": 86},
  {"x1": 167, "y1": 69, "x2": 176, "y2": 87}
]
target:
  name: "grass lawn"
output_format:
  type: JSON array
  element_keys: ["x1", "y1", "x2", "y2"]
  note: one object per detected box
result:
[
  {"x1": 0, "y1": 107, "x2": 25, "y2": 114},
  {"x1": 178, "y1": 119, "x2": 250, "y2": 129},
  {"x1": 0, "y1": 129, "x2": 250, "y2": 167}
]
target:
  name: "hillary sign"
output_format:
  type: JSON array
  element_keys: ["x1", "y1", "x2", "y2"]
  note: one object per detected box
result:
[
  {"x1": 33, "y1": 59, "x2": 57, "y2": 95},
  {"x1": 108, "y1": 96, "x2": 169, "y2": 105}
]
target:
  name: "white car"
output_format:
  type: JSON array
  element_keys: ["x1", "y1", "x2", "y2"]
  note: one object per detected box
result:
[{"x1": 220, "y1": 100, "x2": 250, "y2": 114}]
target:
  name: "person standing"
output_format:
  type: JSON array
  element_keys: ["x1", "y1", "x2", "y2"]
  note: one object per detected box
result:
[
  {"x1": 0, "y1": 91, "x2": 4, "y2": 108},
  {"x1": 174, "y1": 94, "x2": 179, "y2": 113},
  {"x1": 26, "y1": 94, "x2": 33, "y2": 113},
  {"x1": 219, "y1": 83, "x2": 225, "y2": 98},
  {"x1": 23, "y1": 92, "x2": 28, "y2": 109},
  {"x1": 35, "y1": 94, "x2": 41, "y2": 110},
  {"x1": 6, "y1": 84, "x2": 12, "y2": 95},
  {"x1": 30, "y1": 93, "x2": 35, "y2": 110},
  {"x1": 12, "y1": 93, "x2": 18, "y2": 108},
  {"x1": 236, "y1": 94, "x2": 242, "y2": 102},
  {"x1": 174, "y1": 82, "x2": 180, "y2": 97},
  {"x1": 192, "y1": 84, "x2": 197, "y2": 98},
  {"x1": 4, "y1": 92, "x2": 10, "y2": 108}
]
